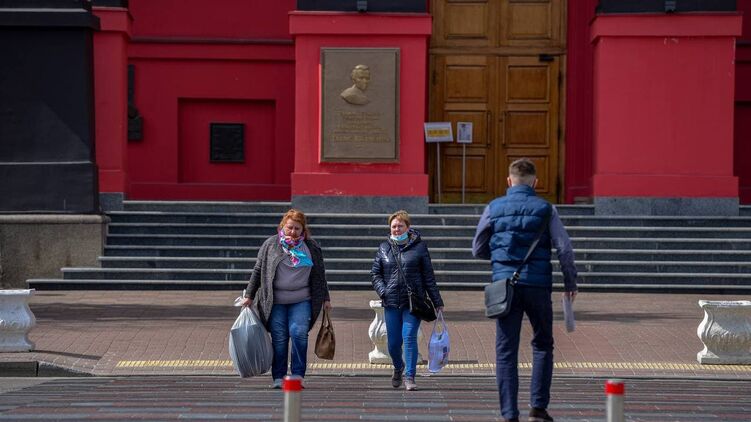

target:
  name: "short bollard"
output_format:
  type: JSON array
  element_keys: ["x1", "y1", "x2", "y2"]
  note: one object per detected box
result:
[
  {"x1": 283, "y1": 375, "x2": 303, "y2": 422},
  {"x1": 605, "y1": 379, "x2": 625, "y2": 422}
]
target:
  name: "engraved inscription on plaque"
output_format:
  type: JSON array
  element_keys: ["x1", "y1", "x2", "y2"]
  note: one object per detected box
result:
[
  {"x1": 321, "y1": 48, "x2": 399, "y2": 162},
  {"x1": 210, "y1": 123, "x2": 245, "y2": 163}
]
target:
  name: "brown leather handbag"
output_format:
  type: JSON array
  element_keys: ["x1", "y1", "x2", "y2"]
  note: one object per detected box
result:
[{"x1": 314, "y1": 307, "x2": 335, "y2": 360}]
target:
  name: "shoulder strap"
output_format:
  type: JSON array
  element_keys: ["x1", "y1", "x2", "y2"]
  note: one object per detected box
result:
[
  {"x1": 388, "y1": 242, "x2": 414, "y2": 295},
  {"x1": 512, "y1": 209, "x2": 552, "y2": 283}
]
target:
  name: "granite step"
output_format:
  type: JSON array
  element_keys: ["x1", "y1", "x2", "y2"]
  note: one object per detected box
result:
[
  {"x1": 122, "y1": 201, "x2": 595, "y2": 216},
  {"x1": 61, "y1": 265, "x2": 751, "y2": 283},
  {"x1": 37, "y1": 269, "x2": 751, "y2": 291},
  {"x1": 102, "y1": 245, "x2": 751, "y2": 262},
  {"x1": 108, "y1": 211, "x2": 751, "y2": 228},
  {"x1": 104, "y1": 233, "x2": 751, "y2": 250},
  {"x1": 96, "y1": 256, "x2": 751, "y2": 274},
  {"x1": 106, "y1": 222, "x2": 751, "y2": 239},
  {"x1": 429, "y1": 203, "x2": 595, "y2": 216}
]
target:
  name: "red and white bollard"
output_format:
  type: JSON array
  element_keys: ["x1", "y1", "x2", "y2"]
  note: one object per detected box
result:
[
  {"x1": 283, "y1": 375, "x2": 303, "y2": 422},
  {"x1": 605, "y1": 379, "x2": 625, "y2": 422}
]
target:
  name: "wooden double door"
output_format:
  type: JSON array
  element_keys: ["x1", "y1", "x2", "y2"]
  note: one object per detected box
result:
[{"x1": 429, "y1": 0, "x2": 565, "y2": 204}]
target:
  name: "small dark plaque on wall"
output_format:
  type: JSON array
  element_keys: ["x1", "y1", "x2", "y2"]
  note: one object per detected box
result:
[
  {"x1": 297, "y1": 0, "x2": 426, "y2": 12},
  {"x1": 596, "y1": 0, "x2": 735, "y2": 13},
  {"x1": 210, "y1": 123, "x2": 245, "y2": 163}
]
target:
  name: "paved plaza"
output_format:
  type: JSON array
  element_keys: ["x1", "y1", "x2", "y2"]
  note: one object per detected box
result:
[
  {"x1": 1, "y1": 375, "x2": 750, "y2": 421},
  {"x1": 1, "y1": 290, "x2": 751, "y2": 420}
]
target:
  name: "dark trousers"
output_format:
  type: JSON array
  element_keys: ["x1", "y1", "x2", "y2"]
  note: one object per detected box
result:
[{"x1": 495, "y1": 285, "x2": 554, "y2": 420}]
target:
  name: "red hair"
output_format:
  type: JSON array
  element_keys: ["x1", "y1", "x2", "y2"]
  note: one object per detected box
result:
[{"x1": 278, "y1": 209, "x2": 311, "y2": 239}]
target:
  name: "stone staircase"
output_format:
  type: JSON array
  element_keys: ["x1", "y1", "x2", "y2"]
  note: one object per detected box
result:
[{"x1": 26, "y1": 202, "x2": 751, "y2": 292}]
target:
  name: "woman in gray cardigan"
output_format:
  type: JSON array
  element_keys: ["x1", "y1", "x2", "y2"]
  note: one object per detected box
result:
[{"x1": 242, "y1": 209, "x2": 331, "y2": 388}]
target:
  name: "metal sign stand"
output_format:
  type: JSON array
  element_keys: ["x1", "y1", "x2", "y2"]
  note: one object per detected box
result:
[
  {"x1": 423, "y1": 122, "x2": 453, "y2": 204},
  {"x1": 461, "y1": 143, "x2": 466, "y2": 204},
  {"x1": 456, "y1": 121, "x2": 473, "y2": 204},
  {"x1": 437, "y1": 143, "x2": 442, "y2": 203}
]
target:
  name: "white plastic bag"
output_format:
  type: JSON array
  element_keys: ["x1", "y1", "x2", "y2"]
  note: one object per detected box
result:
[
  {"x1": 228, "y1": 298, "x2": 273, "y2": 378},
  {"x1": 562, "y1": 294, "x2": 576, "y2": 333},
  {"x1": 427, "y1": 310, "x2": 450, "y2": 373}
]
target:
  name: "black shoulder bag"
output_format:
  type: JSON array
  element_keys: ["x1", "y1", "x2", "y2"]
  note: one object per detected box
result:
[
  {"x1": 389, "y1": 242, "x2": 437, "y2": 322},
  {"x1": 484, "y1": 211, "x2": 551, "y2": 319}
]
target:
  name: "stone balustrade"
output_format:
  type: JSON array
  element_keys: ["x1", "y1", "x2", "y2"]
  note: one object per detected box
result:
[
  {"x1": 368, "y1": 300, "x2": 424, "y2": 364},
  {"x1": 697, "y1": 300, "x2": 751, "y2": 364},
  {"x1": 0, "y1": 289, "x2": 36, "y2": 352}
]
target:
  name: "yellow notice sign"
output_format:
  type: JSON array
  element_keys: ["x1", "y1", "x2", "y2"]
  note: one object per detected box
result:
[{"x1": 424, "y1": 122, "x2": 454, "y2": 143}]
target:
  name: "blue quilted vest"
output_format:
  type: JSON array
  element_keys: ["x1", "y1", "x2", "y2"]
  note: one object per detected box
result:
[{"x1": 488, "y1": 184, "x2": 553, "y2": 287}]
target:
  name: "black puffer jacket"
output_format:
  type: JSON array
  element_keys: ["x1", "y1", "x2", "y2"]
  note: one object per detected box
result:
[{"x1": 371, "y1": 229, "x2": 444, "y2": 309}]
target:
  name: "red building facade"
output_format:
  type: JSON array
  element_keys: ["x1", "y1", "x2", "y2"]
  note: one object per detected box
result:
[{"x1": 90, "y1": 1, "x2": 751, "y2": 211}]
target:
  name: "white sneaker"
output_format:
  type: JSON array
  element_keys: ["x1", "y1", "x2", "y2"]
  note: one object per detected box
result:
[{"x1": 272, "y1": 379, "x2": 283, "y2": 389}]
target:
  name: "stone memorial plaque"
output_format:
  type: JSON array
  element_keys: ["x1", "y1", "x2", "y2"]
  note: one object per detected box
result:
[{"x1": 321, "y1": 48, "x2": 399, "y2": 162}]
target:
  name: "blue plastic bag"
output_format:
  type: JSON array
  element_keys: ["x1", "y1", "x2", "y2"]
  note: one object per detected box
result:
[{"x1": 427, "y1": 311, "x2": 450, "y2": 373}]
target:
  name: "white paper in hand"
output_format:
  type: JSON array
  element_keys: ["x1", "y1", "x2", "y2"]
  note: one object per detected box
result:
[{"x1": 562, "y1": 295, "x2": 576, "y2": 332}]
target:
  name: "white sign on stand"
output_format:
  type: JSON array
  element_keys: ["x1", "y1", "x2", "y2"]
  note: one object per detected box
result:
[
  {"x1": 424, "y1": 122, "x2": 453, "y2": 203},
  {"x1": 456, "y1": 122, "x2": 473, "y2": 203}
]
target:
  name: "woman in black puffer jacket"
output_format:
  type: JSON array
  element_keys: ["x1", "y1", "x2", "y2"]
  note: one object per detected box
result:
[{"x1": 371, "y1": 210, "x2": 444, "y2": 391}]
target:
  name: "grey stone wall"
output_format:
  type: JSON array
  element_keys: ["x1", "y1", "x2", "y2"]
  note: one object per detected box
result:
[
  {"x1": 292, "y1": 195, "x2": 429, "y2": 214},
  {"x1": 594, "y1": 197, "x2": 740, "y2": 216},
  {"x1": 0, "y1": 215, "x2": 108, "y2": 288}
]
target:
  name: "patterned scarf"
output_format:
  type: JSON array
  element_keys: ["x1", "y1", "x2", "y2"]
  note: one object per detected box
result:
[{"x1": 278, "y1": 230, "x2": 313, "y2": 268}]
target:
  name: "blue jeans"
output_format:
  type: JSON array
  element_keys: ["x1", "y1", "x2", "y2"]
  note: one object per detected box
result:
[
  {"x1": 495, "y1": 285, "x2": 554, "y2": 420},
  {"x1": 269, "y1": 300, "x2": 311, "y2": 380},
  {"x1": 383, "y1": 307, "x2": 421, "y2": 378}
]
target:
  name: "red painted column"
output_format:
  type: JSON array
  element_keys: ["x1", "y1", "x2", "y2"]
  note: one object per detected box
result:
[
  {"x1": 289, "y1": 12, "x2": 431, "y2": 213},
  {"x1": 93, "y1": 7, "x2": 131, "y2": 207},
  {"x1": 591, "y1": 14, "x2": 742, "y2": 215},
  {"x1": 735, "y1": 0, "x2": 751, "y2": 204},
  {"x1": 564, "y1": 0, "x2": 598, "y2": 204}
]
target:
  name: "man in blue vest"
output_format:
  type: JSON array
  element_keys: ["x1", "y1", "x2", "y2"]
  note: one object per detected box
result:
[{"x1": 472, "y1": 158, "x2": 578, "y2": 422}]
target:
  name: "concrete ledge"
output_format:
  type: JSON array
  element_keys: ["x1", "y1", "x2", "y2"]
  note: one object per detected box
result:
[
  {"x1": 0, "y1": 214, "x2": 108, "y2": 288},
  {"x1": 0, "y1": 361, "x2": 92, "y2": 377},
  {"x1": 0, "y1": 361, "x2": 38, "y2": 377},
  {"x1": 292, "y1": 195, "x2": 429, "y2": 214},
  {"x1": 0, "y1": 215, "x2": 109, "y2": 224},
  {"x1": 38, "y1": 362, "x2": 91, "y2": 377},
  {"x1": 594, "y1": 197, "x2": 739, "y2": 216}
]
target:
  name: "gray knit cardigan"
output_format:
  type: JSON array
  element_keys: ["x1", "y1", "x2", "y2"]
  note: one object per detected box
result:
[{"x1": 244, "y1": 235, "x2": 330, "y2": 331}]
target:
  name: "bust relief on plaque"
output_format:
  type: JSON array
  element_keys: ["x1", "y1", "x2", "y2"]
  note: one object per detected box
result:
[
  {"x1": 340, "y1": 64, "x2": 371, "y2": 105},
  {"x1": 321, "y1": 48, "x2": 399, "y2": 162}
]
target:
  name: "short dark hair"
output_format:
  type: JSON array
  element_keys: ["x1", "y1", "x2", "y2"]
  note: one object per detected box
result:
[
  {"x1": 509, "y1": 158, "x2": 536, "y2": 177},
  {"x1": 508, "y1": 158, "x2": 537, "y2": 186}
]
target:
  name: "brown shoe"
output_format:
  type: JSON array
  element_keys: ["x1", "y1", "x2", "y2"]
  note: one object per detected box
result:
[
  {"x1": 391, "y1": 368, "x2": 403, "y2": 388},
  {"x1": 404, "y1": 377, "x2": 417, "y2": 391},
  {"x1": 528, "y1": 407, "x2": 553, "y2": 422}
]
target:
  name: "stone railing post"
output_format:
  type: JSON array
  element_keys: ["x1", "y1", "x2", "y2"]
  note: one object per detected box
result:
[
  {"x1": 0, "y1": 289, "x2": 36, "y2": 352},
  {"x1": 368, "y1": 300, "x2": 390, "y2": 363},
  {"x1": 368, "y1": 300, "x2": 424, "y2": 364},
  {"x1": 697, "y1": 300, "x2": 751, "y2": 364}
]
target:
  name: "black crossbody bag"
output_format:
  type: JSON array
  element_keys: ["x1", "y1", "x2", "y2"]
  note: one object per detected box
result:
[
  {"x1": 484, "y1": 211, "x2": 551, "y2": 319},
  {"x1": 389, "y1": 242, "x2": 437, "y2": 322}
]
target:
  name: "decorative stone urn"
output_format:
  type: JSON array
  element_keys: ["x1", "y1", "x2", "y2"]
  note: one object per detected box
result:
[
  {"x1": 0, "y1": 289, "x2": 36, "y2": 352},
  {"x1": 368, "y1": 300, "x2": 424, "y2": 364},
  {"x1": 697, "y1": 300, "x2": 751, "y2": 364}
]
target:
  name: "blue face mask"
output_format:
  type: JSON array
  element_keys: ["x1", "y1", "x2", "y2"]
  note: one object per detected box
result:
[{"x1": 390, "y1": 232, "x2": 408, "y2": 242}]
